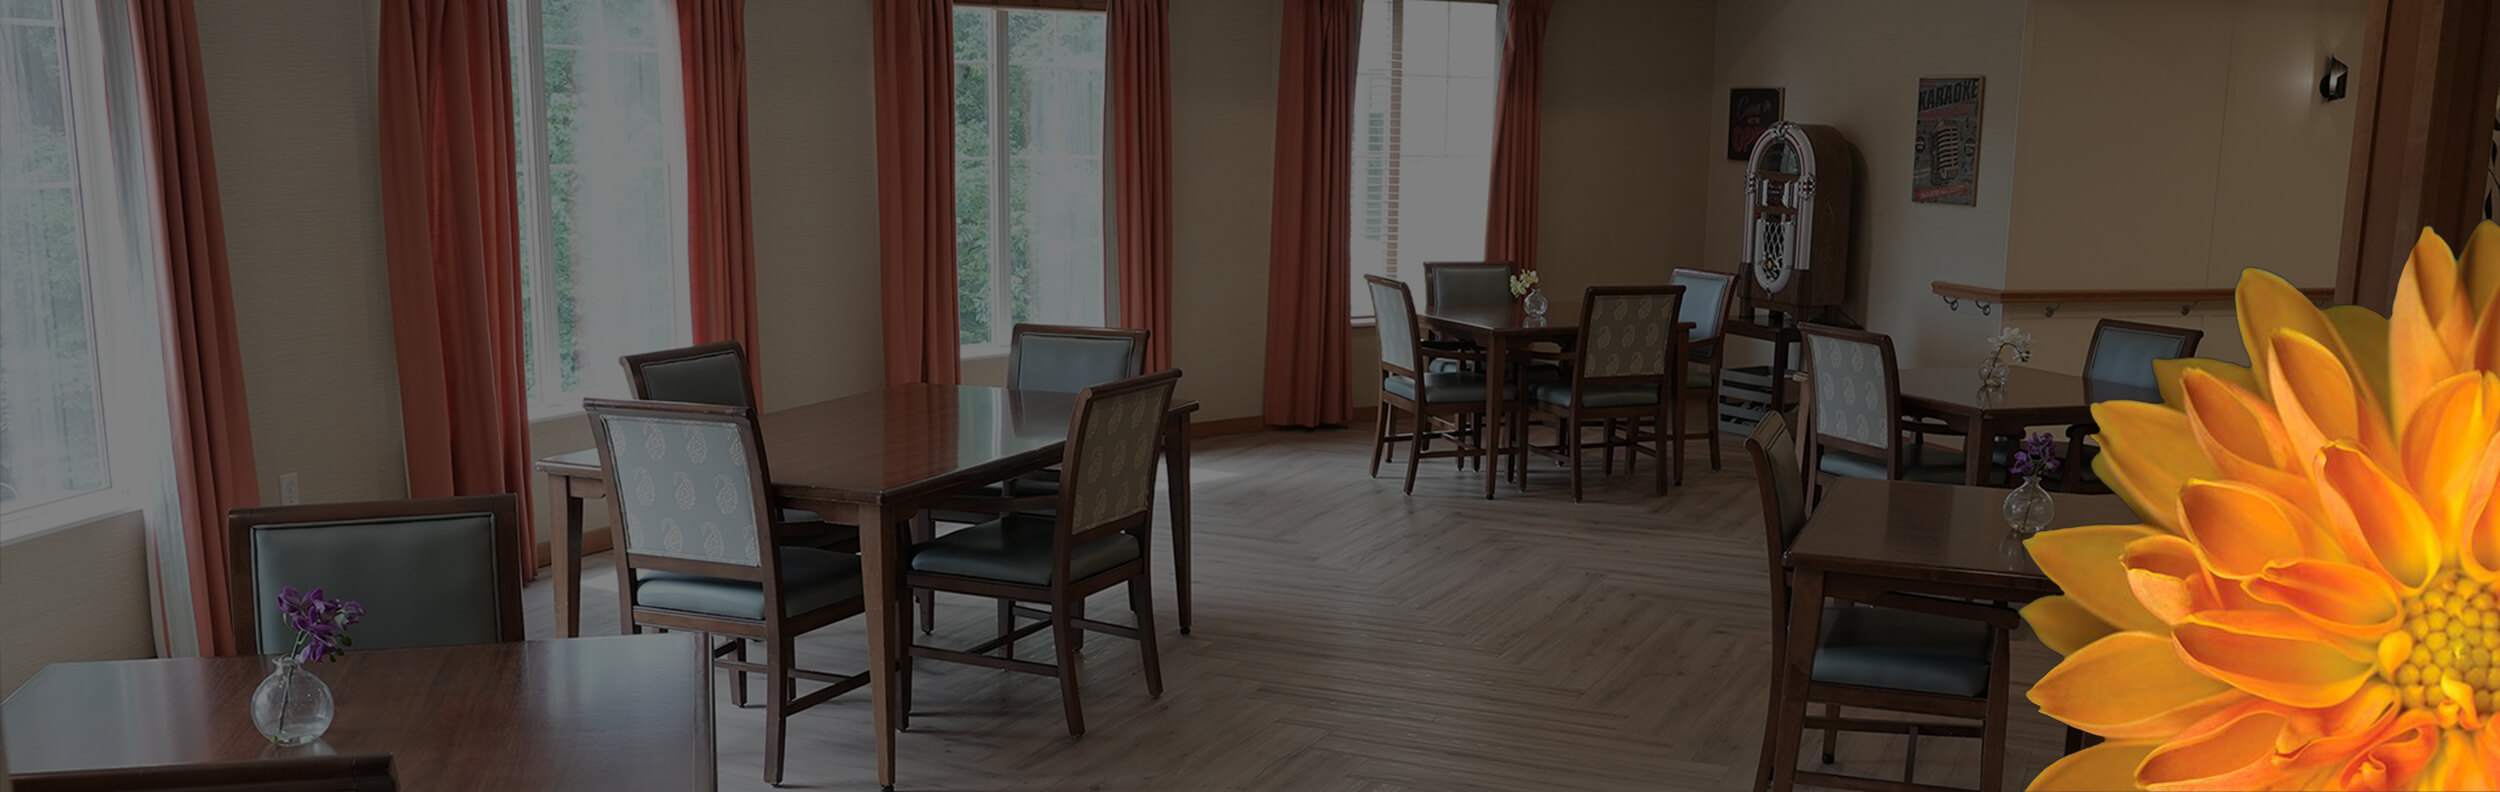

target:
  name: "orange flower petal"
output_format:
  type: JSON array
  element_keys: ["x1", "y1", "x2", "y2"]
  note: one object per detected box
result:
[
  {"x1": 2269, "y1": 329, "x2": 2395, "y2": 475},
  {"x1": 2177, "y1": 480, "x2": 2333, "y2": 578},
  {"x1": 2399, "y1": 372, "x2": 2500, "y2": 539},
  {"x1": 2317, "y1": 443, "x2": 2444, "y2": 593},
  {"x1": 2138, "y1": 707, "x2": 2293, "y2": 791},
  {"x1": 2463, "y1": 434, "x2": 2500, "y2": 581},
  {"x1": 2391, "y1": 229, "x2": 2471, "y2": 432},
  {"x1": 2125, "y1": 535, "x2": 2217, "y2": 625},
  {"x1": 2240, "y1": 268, "x2": 2346, "y2": 402},
  {"x1": 2461, "y1": 219, "x2": 2500, "y2": 313},
  {"x1": 2241, "y1": 559, "x2": 2404, "y2": 640},
  {"x1": 2031, "y1": 631, "x2": 2244, "y2": 740},
  {"x1": 2428, "y1": 729, "x2": 2495, "y2": 792},
  {"x1": 2331, "y1": 710, "x2": 2439, "y2": 791},
  {"x1": 2155, "y1": 358, "x2": 2258, "y2": 411},
  {"x1": 2027, "y1": 740, "x2": 2157, "y2": 792},
  {"x1": 2020, "y1": 595, "x2": 2118, "y2": 657},
  {"x1": 2179, "y1": 370, "x2": 2315, "y2": 509},
  {"x1": 2027, "y1": 524, "x2": 2168, "y2": 634},
  {"x1": 2173, "y1": 611, "x2": 2373, "y2": 708},
  {"x1": 2326, "y1": 304, "x2": 2394, "y2": 413},
  {"x1": 2093, "y1": 402, "x2": 2219, "y2": 532},
  {"x1": 2277, "y1": 682, "x2": 2402, "y2": 771}
]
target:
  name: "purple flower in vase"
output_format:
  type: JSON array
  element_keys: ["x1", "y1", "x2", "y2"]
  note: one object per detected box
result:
[
  {"x1": 275, "y1": 586, "x2": 363, "y2": 665},
  {"x1": 2008, "y1": 431, "x2": 2062, "y2": 481}
]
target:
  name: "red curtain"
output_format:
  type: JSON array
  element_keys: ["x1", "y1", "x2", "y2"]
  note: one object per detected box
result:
[
  {"x1": 1262, "y1": 0, "x2": 1358, "y2": 428},
  {"x1": 377, "y1": 0, "x2": 537, "y2": 572},
  {"x1": 1110, "y1": 0, "x2": 1173, "y2": 371},
  {"x1": 874, "y1": 0, "x2": 961, "y2": 385},
  {"x1": 678, "y1": 0, "x2": 763, "y2": 401},
  {"x1": 132, "y1": 0, "x2": 259, "y2": 656},
  {"x1": 1483, "y1": 0, "x2": 1550, "y2": 269}
]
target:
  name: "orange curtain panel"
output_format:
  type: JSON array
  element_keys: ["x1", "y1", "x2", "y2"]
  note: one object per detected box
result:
[
  {"x1": 132, "y1": 0, "x2": 260, "y2": 656},
  {"x1": 377, "y1": 0, "x2": 537, "y2": 572},
  {"x1": 1483, "y1": 0, "x2": 1550, "y2": 268},
  {"x1": 1110, "y1": 0, "x2": 1173, "y2": 371},
  {"x1": 677, "y1": 0, "x2": 764, "y2": 400},
  {"x1": 1262, "y1": 0, "x2": 1360, "y2": 428},
  {"x1": 874, "y1": 0, "x2": 962, "y2": 385}
]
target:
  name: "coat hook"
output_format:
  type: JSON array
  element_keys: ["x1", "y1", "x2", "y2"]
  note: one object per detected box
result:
[
  {"x1": 1941, "y1": 295, "x2": 1960, "y2": 311},
  {"x1": 1977, "y1": 301, "x2": 1994, "y2": 317},
  {"x1": 2041, "y1": 303, "x2": 2059, "y2": 318}
]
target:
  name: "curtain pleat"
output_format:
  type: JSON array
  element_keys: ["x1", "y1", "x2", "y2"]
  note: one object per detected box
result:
[
  {"x1": 678, "y1": 0, "x2": 763, "y2": 401},
  {"x1": 874, "y1": 0, "x2": 962, "y2": 385},
  {"x1": 377, "y1": 0, "x2": 537, "y2": 573},
  {"x1": 1110, "y1": 0, "x2": 1172, "y2": 371},
  {"x1": 131, "y1": 0, "x2": 259, "y2": 656},
  {"x1": 1483, "y1": 0, "x2": 1549, "y2": 269},
  {"x1": 1261, "y1": 0, "x2": 1360, "y2": 427}
]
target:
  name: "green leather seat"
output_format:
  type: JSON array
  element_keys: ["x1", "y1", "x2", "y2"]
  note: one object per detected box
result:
[
  {"x1": 1383, "y1": 372, "x2": 1522, "y2": 403},
  {"x1": 633, "y1": 546, "x2": 863, "y2": 620},
  {"x1": 1817, "y1": 448, "x2": 1968, "y2": 484},
  {"x1": 1530, "y1": 382, "x2": 1661, "y2": 408},
  {"x1": 909, "y1": 514, "x2": 1139, "y2": 585},
  {"x1": 1812, "y1": 605, "x2": 1995, "y2": 698}
]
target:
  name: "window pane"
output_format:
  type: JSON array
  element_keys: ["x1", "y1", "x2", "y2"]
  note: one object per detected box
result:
[
  {"x1": 0, "y1": 10, "x2": 108, "y2": 509},
  {"x1": 956, "y1": 156, "x2": 992, "y2": 346},
  {"x1": 952, "y1": 7, "x2": 987, "y2": 62},
  {"x1": 959, "y1": 8, "x2": 1104, "y2": 348},
  {"x1": 955, "y1": 63, "x2": 988, "y2": 158},
  {"x1": 1348, "y1": 0, "x2": 1499, "y2": 314}
]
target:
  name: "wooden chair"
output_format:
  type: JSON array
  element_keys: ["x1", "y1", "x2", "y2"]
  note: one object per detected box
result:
[
  {"x1": 622, "y1": 341, "x2": 859, "y2": 553},
  {"x1": 1796, "y1": 324, "x2": 1966, "y2": 501},
  {"x1": 2057, "y1": 319, "x2": 2204, "y2": 492},
  {"x1": 1667, "y1": 267, "x2": 1736, "y2": 478},
  {"x1": 11, "y1": 755, "x2": 398, "y2": 792},
  {"x1": 1746, "y1": 413, "x2": 2019, "y2": 792},
  {"x1": 582, "y1": 398, "x2": 871, "y2": 785},
  {"x1": 900, "y1": 369, "x2": 1182, "y2": 737},
  {"x1": 1520, "y1": 285, "x2": 1686, "y2": 502},
  {"x1": 226, "y1": 496, "x2": 527, "y2": 654},
  {"x1": 1419, "y1": 262, "x2": 1517, "y2": 374},
  {"x1": 1366, "y1": 275, "x2": 1498, "y2": 493}
]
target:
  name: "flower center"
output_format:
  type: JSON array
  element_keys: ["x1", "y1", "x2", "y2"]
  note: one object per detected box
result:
[{"x1": 2396, "y1": 573, "x2": 2500, "y2": 714}]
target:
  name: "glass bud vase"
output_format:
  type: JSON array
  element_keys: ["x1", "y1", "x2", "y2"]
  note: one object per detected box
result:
[
  {"x1": 251, "y1": 655, "x2": 334, "y2": 746},
  {"x1": 1522, "y1": 288, "x2": 1549, "y2": 319},
  {"x1": 2003, "y1": 474, "x2": 2056, "y2": 536}
]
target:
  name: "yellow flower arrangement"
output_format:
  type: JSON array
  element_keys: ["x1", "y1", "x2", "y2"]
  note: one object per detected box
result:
[
  {"x1": 2025, "y1": 224, "x2": 2500, "y2": 790},
  {"x1": 1509, "y1": 268, "x2": 1539, "y2": 298}
]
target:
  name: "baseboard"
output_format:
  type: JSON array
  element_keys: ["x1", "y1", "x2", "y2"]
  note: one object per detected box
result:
[{"x1": 1191, "y1": 414, "x2": 1270, "y2": 439}]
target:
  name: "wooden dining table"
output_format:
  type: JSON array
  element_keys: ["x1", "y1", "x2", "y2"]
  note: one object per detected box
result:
[
  {"x1": 1768, "y1": 477, "x2": 2139, "y2": 792},
  {"x1": 2, "y1": 634, "x2": 714, "y2": 791},
  {"x1": 1894, "y1": 366, "x2": 2161, "y2": 486},
  {"x1": 534, "y1": 383, "x2": 1196, "y2": 791},
  {"x1": 1416, "y1": 300, "x2": 1692, "y2": 498}
]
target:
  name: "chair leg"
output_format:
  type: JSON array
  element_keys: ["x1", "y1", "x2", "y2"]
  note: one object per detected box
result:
[
  {"x1": 1568, "y1": 415, "x2": 1586, "y2": 502},
  {"x1": 1455, "y1": 414, "x2": 1468, "y2": 470},
  {"x1": 727, "y1": 636, "x2": 750, "y2": 708},
  {"x1": 1369, "y1": 402, "x2": 1391, "y2": 477},
  {"x1": 763, "y1": 634, "x2": 792, "y2": 785},
  {"x1": 897, "y1": 588, "x2": 915, "y2": 732},
  {"x1": 1052, "y1": 599, "x2": 1087, "y2": 736},
  {"x1": 1129, "y1": 573, "x2": 1165, "y2": 698},
  {"x1": 1661, "y1": 406, "x2": 1677, "y2": 495},
  {"x1": 1819, "y1": 702, "x2": 1840, "y2": 763},
  {"x1": 1403, "y1": 407, "x2": 1428, "y2": 495},
  {"x1": 997, "y1": 598, "x2": 1017, "y2": 659},
  {"x1": 1603, "y1": 419, "x2": 1617, "y2": 475},
  {"x1": 1981, "y1": 628, "x2": 2013, "y2": 792}
]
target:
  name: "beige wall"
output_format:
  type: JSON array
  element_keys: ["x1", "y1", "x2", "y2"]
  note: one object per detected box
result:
[
  {"x1": 1, "y1": 513, "x2": 155, "y2": 695},
  {"x1": 1706, "y1": 0, "x2": 2030, "y2": 369},
  {"x1": 2004, "y1": 0, "x2": 2363, "y2": 374},
  {"x1": 1168, "y1": 0, "x2": 1284, "y2": 421}
]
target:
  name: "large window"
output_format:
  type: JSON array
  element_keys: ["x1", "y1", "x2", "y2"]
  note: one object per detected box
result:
[
  {"x1": 1350, "y1": 0, "x2": 1499, "y2": 316},
  {"x1": 953, "y1": 7, "x2": 1108, "y2": 352},
  {"x1": 509, "y1": 0, "x2": 690, "y2": 416},
  {"x1": 1, "y1": 0, "x2": 161, "y2": 518}
]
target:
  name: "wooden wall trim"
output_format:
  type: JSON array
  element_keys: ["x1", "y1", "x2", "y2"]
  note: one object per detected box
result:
[{"x1": 2336, "y1": 0, "x2": 2500, "y2": 311}]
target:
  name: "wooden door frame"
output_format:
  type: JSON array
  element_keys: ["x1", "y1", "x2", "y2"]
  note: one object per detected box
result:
[{"x1": 2336, "y1": 0, "x2": 2500, "y2": 311}]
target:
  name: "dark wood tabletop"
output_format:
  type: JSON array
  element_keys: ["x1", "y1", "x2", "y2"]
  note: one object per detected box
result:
[
  {"x1": 1787, "y1": 477, "x2": 2142, "y2": 595},
  {"x1": 1417, "y1": 300, "x2": 1584, "y2": 339},
  {"x1": 1896, "y1": 366, "x2": 2161, "y2": 424},
  {"x1": 2, "y1": 634, "x2": 714, "y2": 791}
]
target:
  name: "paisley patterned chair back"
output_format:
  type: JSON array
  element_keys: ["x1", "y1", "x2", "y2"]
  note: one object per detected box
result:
[
  {"x1": 1422, "y1": 261, "x2": 1518, "y2": 310},
  {"x1": 1365, "y1": 275, "x2": 1421, "y2": 376},
  {"x1": 583, "y1": 398, "x2": 780, "y2": 583},
  {"x1": 1059, "y1": 370, "x2": 1184, "y2": 545},
  {"x1": 1573, "y1": 285, "x2": 1687, "y2": 381},
  {"x1": 1798, "y1": 323, "x2": 1904, "y2": 470}
]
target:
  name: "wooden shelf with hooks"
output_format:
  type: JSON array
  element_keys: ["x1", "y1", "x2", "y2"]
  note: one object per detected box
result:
[{"x1": 1929, "y1": 280, "x2": 2335, "y2": 317}]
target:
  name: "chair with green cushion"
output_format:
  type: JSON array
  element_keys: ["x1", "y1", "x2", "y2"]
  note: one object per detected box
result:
[
  {"x1": 227, "y1": 495, "x2": 528, "y2": 656},
  {"x1": 582, "y1": 398, "x2": 870, "y2": 786},
  {"x1": 901, "y1": 369, "x2": 1181, "y2": 737},
  {"x1": 1366, "y1": 275, "x2": 1500, "y2": 493},
  {"x1": 1420, "y1": 261, "x2": 1516, "y2": 374},
  {"x1": 1745, "y1": 412, "x2": 2017, "y2": 792},
  {"x1": 1521, "y1": 284, "x2": 1687, "y2": 502},
  {"x1": 1667, "y1": 268, "x2": 1736, "y2": 476},
  {"x1": 1797, "y1": 323, "x2": 1967, "y2": 498},
  {"x1": 620, "y1": 342, "x2": 858, "y2": 553}
]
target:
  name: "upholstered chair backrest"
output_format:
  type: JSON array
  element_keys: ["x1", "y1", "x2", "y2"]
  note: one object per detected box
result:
[
  {"x1": 1423, "y1": 261, "x2": 1518, "y2": 309},
  {"x1": 1366, "y1": 275, "x2": 1420, "y2": 374},
  {"x1": 1009, "y1": 324, "x2": 1149, "y2": 393},
  {"x1": 1061, "y1": 370, "x2": 1183, "y2": 539},
  {"x1": 622, "y1": 342, "x2": 753, "y2": 408},
  {"x1": 1576, "y1": 286, "x2": 1685, "y2": 379}
]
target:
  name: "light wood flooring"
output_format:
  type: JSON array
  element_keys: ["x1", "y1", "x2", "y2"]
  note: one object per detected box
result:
[{"x1": 521, "y1": 426, "x2": 2073, "y2": 791}]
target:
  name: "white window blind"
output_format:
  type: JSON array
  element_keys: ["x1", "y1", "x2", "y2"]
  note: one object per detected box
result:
[{"x1": 1350, "y1": 0, "x2": 1499, "y2": 317}]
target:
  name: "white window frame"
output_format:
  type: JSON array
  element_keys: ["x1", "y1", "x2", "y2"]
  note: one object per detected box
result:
[
  {"x1": 508, "y1": 0, "x2": 693, "y2": 419},
  {"x1": 1347, "y1": 0, "x2": 1500, "y2": 321},
  {"x1": 955, "y1": 6, "x2": 1111, "y2": 359}
]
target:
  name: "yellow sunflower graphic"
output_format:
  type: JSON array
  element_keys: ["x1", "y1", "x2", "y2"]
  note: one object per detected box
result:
[{"x1": 2026, "y1": 224, "x2": 2500, "y2": 790}]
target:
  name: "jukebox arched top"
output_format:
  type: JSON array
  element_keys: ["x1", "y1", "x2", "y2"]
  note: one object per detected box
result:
[{"x1": 1741, "y1": 122, "x2": 1854, "y2": 314}]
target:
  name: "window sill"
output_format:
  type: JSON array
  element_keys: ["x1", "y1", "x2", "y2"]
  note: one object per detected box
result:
[
  {"x1": 961, "y1": 346, "x2": 1010, "y2": 362},
  {"x1": 1350, "y1": 317, "x2": 1377, "y2": 329},
  {"x1": 529, "y1": 406, "x2": 588, "y2": 424},
  {"x1": 1, "y1": 490, "x2": 145, "y2": 545}
]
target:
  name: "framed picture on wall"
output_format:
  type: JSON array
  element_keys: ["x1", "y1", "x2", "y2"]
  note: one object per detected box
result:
[
  {"x1": 1728, "y1": 88, "x2": 1783, "y2": 160},
  {"x1": 1912, "y1": 76, "x2": 1983, "y2": 205}
]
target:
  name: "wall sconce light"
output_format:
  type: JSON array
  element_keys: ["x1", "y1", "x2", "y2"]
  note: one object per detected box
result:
[{"x1": 2321, "y1": 56, "x2": 2349, "y2": 101}]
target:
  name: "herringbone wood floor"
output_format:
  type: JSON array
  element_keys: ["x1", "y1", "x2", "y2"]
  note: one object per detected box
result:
[{"x1": 522, "y1": 427, "x2": 2072, "y2": 791}]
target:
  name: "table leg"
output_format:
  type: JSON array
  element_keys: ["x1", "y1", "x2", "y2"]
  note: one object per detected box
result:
[
  {"x1": 1770, "y1": 567, "x2": 1827, "y2": 792},
  {"x1": 1769, "y1": 332, "x2": 1792, "y2": 412},
  {"x1": 1484, "y1": 339, "x2": 1508, "y2": 499},
  {"x1": 554, "y1": 476, "x2": 586, "y2": 639},
  {"x1": 1963, "y1": 417, "x2": 1993, "y2": 487},
  {"x1": 1167, "y1": 411, "x2": 1194, "y2": 634},
  {"x1": 852, "y1": 501, "x2": 902, "y2": 791}
]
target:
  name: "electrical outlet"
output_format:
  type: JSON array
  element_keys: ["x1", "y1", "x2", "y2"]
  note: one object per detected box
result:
[{"x1": 279, "y1": 472, "x2": 301, "y2": 505}]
